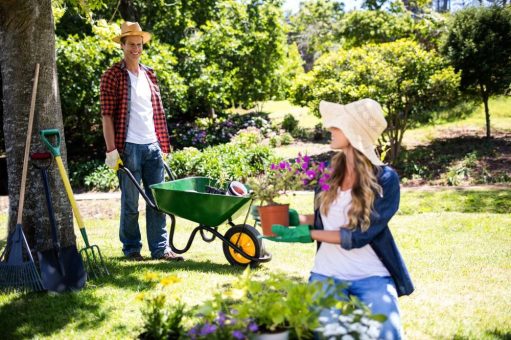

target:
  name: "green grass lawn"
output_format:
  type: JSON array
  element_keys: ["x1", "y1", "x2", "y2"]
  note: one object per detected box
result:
[
  {"x1": 401, "y1": 96, "x2": 511, "y2": 147},
  {"x1": 0, "y1": 188, "x2": 510, "y2": 339}
]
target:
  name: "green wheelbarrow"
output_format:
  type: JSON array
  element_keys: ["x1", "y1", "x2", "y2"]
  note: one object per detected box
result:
[{"x1": 119, "y1": 165, "x2": 271, "y2": 267}]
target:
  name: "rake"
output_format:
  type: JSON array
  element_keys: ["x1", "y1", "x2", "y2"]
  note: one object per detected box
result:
[
  {"x1": 0, "y1": 226, "x2": 45, "y2": 293},
  {"x1": 0, "y1": 63, "x2": 44, "y2": 293},
  {"x1": 40, "y1": 129, "x2": 109, "y2": 279}
]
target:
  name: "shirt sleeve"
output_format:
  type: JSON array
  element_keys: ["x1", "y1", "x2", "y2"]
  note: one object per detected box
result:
[
  {"x1": 100, "y1": 69, "x2": 117, "y2": 117},
  {"x1": 340, "y1": 167, "x2": 400, "y2": 250}
]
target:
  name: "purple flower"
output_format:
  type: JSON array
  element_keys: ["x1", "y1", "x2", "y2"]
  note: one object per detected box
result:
[
  {"x1": 247, "y1": 321, "x2": 259, "y2": 332},
  {"x1": 216, "y1": 312, "x2": 227, "y2": 326},
  {"x1": 306, "y1": 169, "x2": 316, "y2": 179},
  {"x1": 199, "y1": 323, "x2": 217, "y2": 336},
  {"x1": 321, "y1": 183, "x2": 330, "y2": 191},
  {"x1": 270, "y1": 163, "x2": 277, "y2": 170},
  {"x1": 232, "y1": 330, "x2": 245, "y2": 339}
]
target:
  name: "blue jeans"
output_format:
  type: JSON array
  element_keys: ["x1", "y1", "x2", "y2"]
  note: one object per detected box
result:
[
  {"x1": 118, "y1": 142, "x2": 170, "y2": 259},
  {"x1": 309, "y1": 272, "x2": 402, "y2": 340}
]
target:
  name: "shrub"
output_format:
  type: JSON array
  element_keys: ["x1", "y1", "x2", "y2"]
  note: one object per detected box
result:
[
  {"x1": 169, "y1": 113, "x2": 274, "y2": 150},
  {"x1": 230, "y1": 127, "x2": 264, "y2": 148},
  {"x1": 281, "y1": 114, "x2": 299, "y2": 133},
  {"x1": 167, "y1": 142, "x2": 279, "y2": 183},
  {"x1": 69, "y1": 159, "x2": 118, "y2": 191}
]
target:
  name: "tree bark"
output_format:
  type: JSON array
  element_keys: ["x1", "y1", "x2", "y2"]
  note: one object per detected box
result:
[
  {"x1": 480, "y1": 83, "x2": 491, "y2": 138},
  {"x1": 0, "y1": 0, "x2": 75, "y2": 250}
]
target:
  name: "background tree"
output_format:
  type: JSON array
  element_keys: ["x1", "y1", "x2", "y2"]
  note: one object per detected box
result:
[
  {"x1": 180, "y1": 0, "x2": 288, "y2": 113},
  {"x1": 442, "y1": 5, "x2": 511, "y2": 138},
  {"x1": 290, "y1": 39, "x2": 460, "y2": 163},
  {"x1": 288, "y1": 0, "x2": 344, "y2": 71},
  {"x1": 0, "y1": 0, "x2": 74, "y2": 249},
  {"x1": 338, "y1": 3, "x2": 446, "y2": 51}
]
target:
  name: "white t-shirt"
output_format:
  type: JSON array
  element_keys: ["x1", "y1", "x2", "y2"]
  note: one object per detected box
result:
[
  {"x1": 311, "y1": 189, "x2": 390, "y2": 280},
  {"x1": 126, "y1": 69, "x2": 157, "y2": 144}
]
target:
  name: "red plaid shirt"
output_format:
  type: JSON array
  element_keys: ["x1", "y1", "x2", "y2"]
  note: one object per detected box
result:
[{"x1": 100, "y1": 61, "x2": 171, "y2": 153}]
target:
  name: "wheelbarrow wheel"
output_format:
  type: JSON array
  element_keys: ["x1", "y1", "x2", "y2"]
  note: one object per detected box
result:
[{"x1": 223, "y1": 225, "x2": 265, "y2": 268}]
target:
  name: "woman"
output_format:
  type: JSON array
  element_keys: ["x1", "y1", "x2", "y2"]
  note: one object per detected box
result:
[{"x1": 269, "y1": 98, "x2": 414, "y2": 339}]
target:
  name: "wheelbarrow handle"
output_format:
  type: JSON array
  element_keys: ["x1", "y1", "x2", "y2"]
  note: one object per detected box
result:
[
  {"x1": 39, "y1": 129, "x2": 62, "y2": 157},
  {"x1": 118, "y1": 164, "x2": 158, "y2": 210}
]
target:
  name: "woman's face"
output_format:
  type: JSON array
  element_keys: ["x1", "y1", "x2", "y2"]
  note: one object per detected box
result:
[{"x1": 329, "y1": 127, "x2": 350, "y2": 150}]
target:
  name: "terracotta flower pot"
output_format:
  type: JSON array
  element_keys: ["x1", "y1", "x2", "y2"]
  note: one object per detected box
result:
[{"x1": 258, "y1": 204, "x2": 289, "y2": 236}]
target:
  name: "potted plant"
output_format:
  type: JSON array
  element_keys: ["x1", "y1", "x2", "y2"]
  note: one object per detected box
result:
[
  {"x1": 222, "y1": 268, "x2": 340, "y2": 340},
  {"x1": 248, "y1": 155, "x2": 331, "y2": 236}
]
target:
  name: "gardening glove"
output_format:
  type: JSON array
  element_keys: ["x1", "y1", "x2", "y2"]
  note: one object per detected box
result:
[
  {"x1": 105, "y1": 149, "x2": 123, "y2": 171},
  {"x1": 263, "y1": 224, "x2": 313, "y2": 243},
  {"x1": 288, "y1": 208, "x2": 300, "y2": 226}
]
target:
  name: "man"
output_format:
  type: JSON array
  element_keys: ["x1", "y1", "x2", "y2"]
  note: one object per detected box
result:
[{"x1": 100, "y1": 21, "x2": 183, "y2": 261}]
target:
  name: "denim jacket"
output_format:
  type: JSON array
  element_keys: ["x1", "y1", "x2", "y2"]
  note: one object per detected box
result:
[{"x1": 313, "y1": 165, "x2": 414, "y2": 297}]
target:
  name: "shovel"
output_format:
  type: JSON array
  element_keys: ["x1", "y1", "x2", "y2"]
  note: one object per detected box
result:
[
  {"x1": 31, "y1": 152, "x2": 87, "y2": 292},
  {"x1": 39, "y1": 129, "x2": 109, "y2": 279}
]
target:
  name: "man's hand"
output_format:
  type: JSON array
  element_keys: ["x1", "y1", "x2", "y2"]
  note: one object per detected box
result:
[
  {"x1": 263, "y1": 224, "x2": 313, "y2": 243},
  {"x1": 105, "y1": 149, "x2": 123, "y2": 171}
]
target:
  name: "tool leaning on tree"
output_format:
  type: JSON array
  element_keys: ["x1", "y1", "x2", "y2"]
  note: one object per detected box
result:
[
  {"x1": 40, "y1": 128, "x2": 109, "y2": 279},
  {"x1": 0, "y1": 63, "x2": 44, "y2": 293},
  {"x1": 31, "y1": 152, "x2": 87, "y2": 292}
]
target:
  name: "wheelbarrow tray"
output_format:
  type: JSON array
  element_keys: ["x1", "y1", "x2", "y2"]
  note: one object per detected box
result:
[{"x1": 150, "y1": 177, "x2": 252, "y2": 227}]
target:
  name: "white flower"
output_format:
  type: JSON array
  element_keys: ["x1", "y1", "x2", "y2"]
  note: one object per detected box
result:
[
  {"x1": 341, "y1": 335, "x2": 355, "y2": 340},
  {"x1": 322, "y1": 322, "x2": 348, "y2": 336}
]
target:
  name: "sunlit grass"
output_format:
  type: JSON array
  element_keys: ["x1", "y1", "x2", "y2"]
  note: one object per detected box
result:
[
  {"x1": 402, "y1": 96, "x2": 511, "y2": 147},
  {"x1": 259, "y1": 100, "x2": 320, "y2": 129},
  {"x1": 1, "y1": 188, "x2": 510, "y2": 339}
]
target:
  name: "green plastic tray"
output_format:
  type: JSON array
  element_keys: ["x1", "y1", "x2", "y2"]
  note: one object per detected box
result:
[{"x1": 150, "y1": 177, "x2": 252, "y2": 227}]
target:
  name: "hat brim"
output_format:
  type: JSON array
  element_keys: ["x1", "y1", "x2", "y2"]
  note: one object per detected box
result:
[
  {"x1": 320, "y1": 100, "x2": 385, "y2": 166},
  {"x1": 113, "y1": 31, "x2": 152, "y2": 44}
]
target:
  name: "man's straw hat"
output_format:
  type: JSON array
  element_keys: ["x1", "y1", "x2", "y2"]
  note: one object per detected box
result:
[
  {"x1": 320, "y1": 98, "x2": 387, "y2": 166},
  {"x1": 113, "y1": 21, "x2": 151, "y2": 44}
]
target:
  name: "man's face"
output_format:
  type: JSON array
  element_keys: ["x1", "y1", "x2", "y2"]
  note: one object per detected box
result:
[{"x1": 121, "y1": 35, "x2": 143, "y2": 63}]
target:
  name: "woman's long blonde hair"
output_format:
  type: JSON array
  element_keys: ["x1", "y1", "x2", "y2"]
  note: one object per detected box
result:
[{"x1": 316, "y1": 149, "x2": 382, "y2": 232}]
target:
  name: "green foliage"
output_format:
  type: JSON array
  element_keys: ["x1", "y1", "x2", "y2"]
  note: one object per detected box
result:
[
  {"x1": 338, "y1": 7, "x2": 446, "y2": 50},
  {"x1": 141, "y1": 296, "x2": 187, "y2": 340},
  {"x1": 179, "y1": 0, "x2": 289, "y2": 112},
  {"x1": 281, "y1": 113, "x2": 299, "y2": 133},
  {"x1": 83, "y1": 164, "x2": 118, "y2": 191},
  {"x1": 442, "y1": 6, "x2": 511, "y2": 137},
  {"x1": 230, "y1": 127, "x2": 264, "y2": 149},
  {"x1": 442, "y1": 6, "x2": 511, "y2": 95},
  {"x1": 288, "y1": 0, "x2": 345, "y2": 69},
  {"x1": 138, "y1": 273, "x2": 187, "y2": 340},
  {"x1": 69, "y1": 160, "x2": 118, "y2": 191},
  {"x1": 168, "y1": 142, "x2": 279, "y2": 183},
  {"x1": 56, "y1": 20, "x2": 120, "y2": 159},
  {"x1": 290, "y1": 39, "x2": 460, "y2": 163},
  {"x1": 170, "y1": 113, "x2": 273, "y2": 150}
]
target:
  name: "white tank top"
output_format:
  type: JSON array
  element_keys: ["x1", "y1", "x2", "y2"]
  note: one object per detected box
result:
[
  {"x1": 126, "y1": 69, "x2": 157, "y2": 144},
  {"x1": 311, "y1": 189, "x2": 390, "y2": 280}
]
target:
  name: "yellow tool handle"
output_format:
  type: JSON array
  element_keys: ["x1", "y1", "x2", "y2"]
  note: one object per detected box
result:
[{"x1": 54, "y1": 156, "x2": 85, "y2": 230}]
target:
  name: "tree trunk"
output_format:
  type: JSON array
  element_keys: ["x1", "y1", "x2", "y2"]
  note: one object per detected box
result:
[
  {"x1": 480, "y1": 83, "x2": 491, "y2": 138},
  {"x1": 0, "y1": 0, "x2": 75, "y2": 251}
]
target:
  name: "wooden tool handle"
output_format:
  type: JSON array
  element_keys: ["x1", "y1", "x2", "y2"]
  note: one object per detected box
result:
[{"x1": 17, "y1": 63, "x2": 40, "y2": 225}]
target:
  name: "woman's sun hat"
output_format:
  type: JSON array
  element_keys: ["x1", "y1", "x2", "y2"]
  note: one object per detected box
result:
[
  {"x1": 113, "y1": 21, "x2": 152, "y2": 44},
  {"x1": 319, "y1": 98, "x2": 387, "y2": 166}
]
